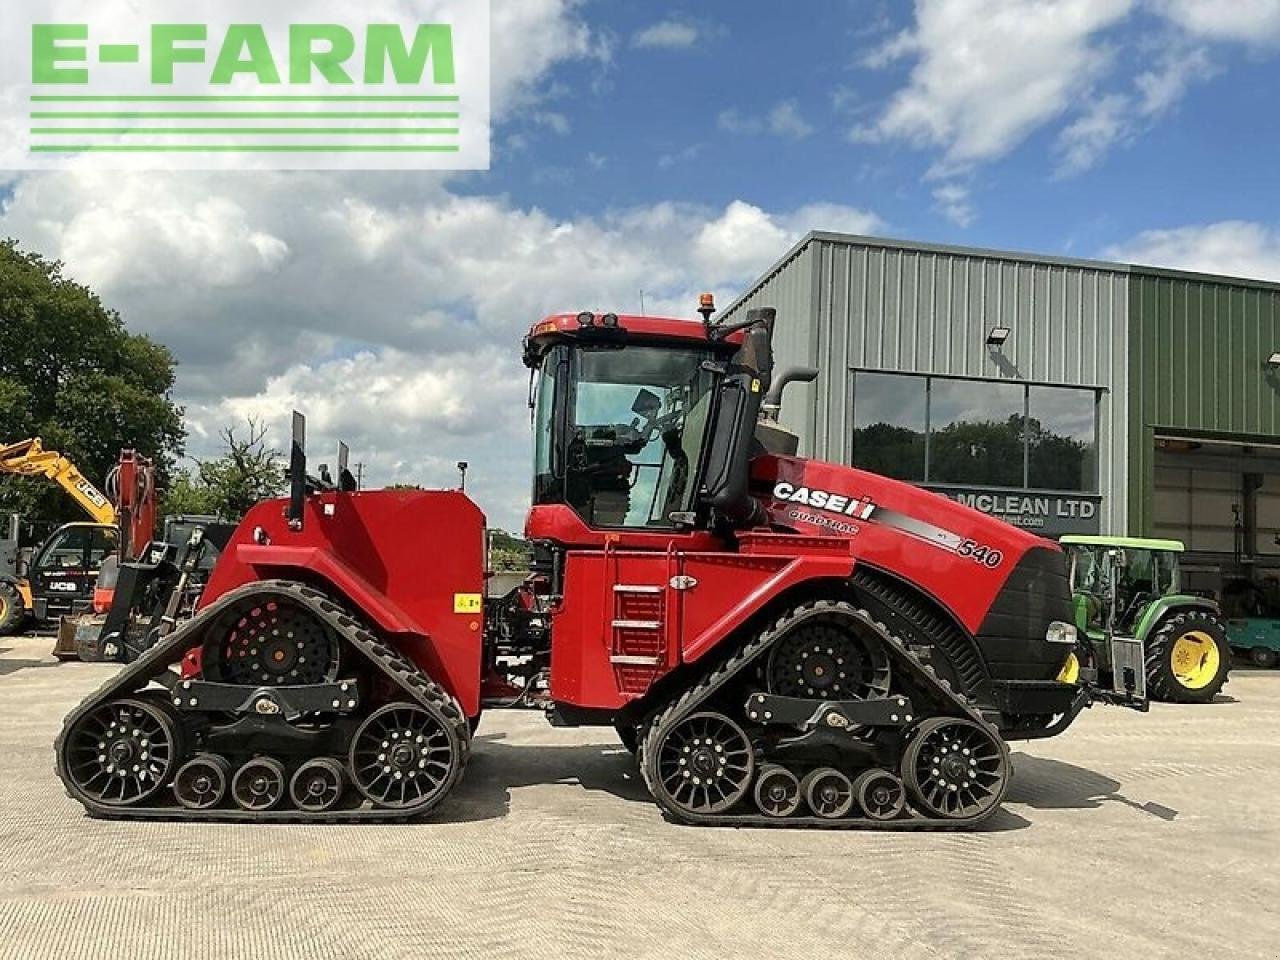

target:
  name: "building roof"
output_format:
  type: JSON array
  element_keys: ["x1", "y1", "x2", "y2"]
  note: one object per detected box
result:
[{"x1": 721, "y1": 230, "x2": 1280, "y2": 320}]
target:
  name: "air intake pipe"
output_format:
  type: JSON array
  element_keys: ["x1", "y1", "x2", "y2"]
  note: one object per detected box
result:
[{"x1": 702, "y1": 308, "x2": 775, "y2": 527}]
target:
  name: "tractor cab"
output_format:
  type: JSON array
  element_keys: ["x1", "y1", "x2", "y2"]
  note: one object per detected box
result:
[{"x1": 524, "y1": 313, "x2": 728, "y2": 532}]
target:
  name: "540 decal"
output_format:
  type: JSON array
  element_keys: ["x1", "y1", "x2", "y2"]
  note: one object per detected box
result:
[{"x1": 956, "y1": 539, "x2": 1003, "y2": 569}]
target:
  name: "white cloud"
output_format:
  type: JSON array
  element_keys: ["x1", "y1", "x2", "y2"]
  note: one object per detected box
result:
[
  {"x1": 1054, "y1": 43, "x2": 1215, "y2": 175},
  {"x1": 1, "y1": 174, "x2": 881, "y2": 529},
  {"x1": 1105, "y1": 221, "x2": 1280, "y2": 281},
  {"x1": 1055, "y1": 94, "x2": 1131, "y2": 176},
  {"x1": 719, "y1": 100, "x2": 816, "y2": 139},
  {"x1": 1150, "y1": 0, "x2": 1280, "y2": 44},
  {"x1": 860, "y1": 0, "x2": 1267, "y2": 180},
  {"x1": 632, "y1": 19, "x2": 701, "y2": 49},
  {"x1": 862, "y1": 0, "x2": 1135, "y2": 171},
  {"x1": 932, "y1": 183, "x2": 975, "y2": 227}
]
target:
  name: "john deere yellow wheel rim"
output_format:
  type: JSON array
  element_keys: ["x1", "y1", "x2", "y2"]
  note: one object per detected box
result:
[
  {"x1": 0, "y1": 594, "x2": 8, "y2": 621},
  {"x1": 1056, "y1": 652, "x2": 1081, "y2": 685},
  {"x1": 1171, "y1": 631, "x2": 1220, "y2": 690}
]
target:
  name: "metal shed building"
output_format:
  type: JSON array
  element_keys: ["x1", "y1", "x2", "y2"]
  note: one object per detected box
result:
[{"x1": 723, "y1": 232, "x2": 1280, "y2": 589}]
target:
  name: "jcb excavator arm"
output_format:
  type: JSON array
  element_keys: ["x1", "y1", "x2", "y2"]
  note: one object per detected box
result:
[{"x1": 0, "y1": 439, "x2": 117, "y2": 525}]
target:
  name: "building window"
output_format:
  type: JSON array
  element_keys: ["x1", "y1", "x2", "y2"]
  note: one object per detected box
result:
[
  {"x1": 851, "y1": 372, "x2": 926, "y2": 481},
  {"x1": 928, "y1": 379, "x2": 1026, "y2": 487},
  {"x1": 1027, "y1": 385, "x2": 1098, "y2": 493},
  {"x1": 850, "y1": 371, "x2": 1100, "y2": 493}
]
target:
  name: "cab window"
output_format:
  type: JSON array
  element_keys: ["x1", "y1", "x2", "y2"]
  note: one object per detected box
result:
[{"x1": 36, "y1": 526, "x2": 118, "y2": 572}]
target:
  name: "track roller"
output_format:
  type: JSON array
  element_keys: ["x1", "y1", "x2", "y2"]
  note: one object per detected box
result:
[
  {"x1": 852, "y1": 768, "x2": 906, "y2": 821},
  {"x1": 801, "y1": 767, "x2": 855, "y2": 819},
  {"x1": 231, "y1": 757, "x2": 287, "y2": 811},
  {"x1": 173, "y1": 754, "x2": 231, "y2": 810},
  {"x1": 60, "y1": 695, "x2": 183, "y2": 808},
  {"x1": 753, "y1": 764, "x2": 801, "y2": 818},
  {"x1": 289, "y1": 758, "x2": 346, "y2": 812},
  {"x1": 900, "y1": 716, "x2": 1008, "y2": 820}
]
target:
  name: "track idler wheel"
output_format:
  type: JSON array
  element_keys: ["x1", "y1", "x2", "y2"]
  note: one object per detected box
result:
[
  {"x1": 289, "y1": 758, "x2": 346, "y2": 812},
  {"x1": 60, "y1": 695, "x2": 184, "y2": 807},
  {"x1": 650, "y1": 711, "x2": 755, "y2": 815},
  {"x1": 349, "y1": 702, "x2": 463, "y2": 812},
  {"x1": 231, "y1": 757, "x2": 287, "y2": 811},
  {"x1": 753, "y1": 764, "x2": 801, "y2": 818},
  {"x1": 801, "y1": 767, "x2": 855, "y2": 819},
  {"x1": 852, "y1": 768, "x2": 906, "y2": 821},
  {"x1": 173, "y1": 754, "x2": 231, "y2": 810},
  {"x1": 900, "y1": 717, "x2": 1009, "y2": 820}
]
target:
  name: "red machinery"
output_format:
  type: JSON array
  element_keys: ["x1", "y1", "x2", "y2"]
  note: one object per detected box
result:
[{"x1": 56, "y1": 304, "x2": 1139, "y2": 827}]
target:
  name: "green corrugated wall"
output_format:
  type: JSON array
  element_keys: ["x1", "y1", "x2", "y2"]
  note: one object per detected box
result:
[{"x1": 1128, "y1": 270, "x2": 1280, "y2": 534}]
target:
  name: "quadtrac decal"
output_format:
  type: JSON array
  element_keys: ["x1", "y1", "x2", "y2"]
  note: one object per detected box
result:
[{"x1": 771, "y1": 482, "x2": 1005, "y2": 569}]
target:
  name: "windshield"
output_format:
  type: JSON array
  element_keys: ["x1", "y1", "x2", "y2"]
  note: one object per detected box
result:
[{"x1": 532, "y1": 343, "x2": 717, "y2": 528}]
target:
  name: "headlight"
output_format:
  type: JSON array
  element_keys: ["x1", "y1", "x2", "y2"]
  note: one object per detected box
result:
[{"x1": 1046, "y1": 620, "x2": 1078, "y2": 645}]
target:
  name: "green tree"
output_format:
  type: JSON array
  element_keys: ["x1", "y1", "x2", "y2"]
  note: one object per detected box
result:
[
  {"x1": 0, "y1": 240, "x2": 185, "y2": 526},
  {"x1": 161, "y1": 419, "x2": 285, "y2": 520},
  {"x1": 488, "y1": 529, "x2": 531, "y2": 571}
]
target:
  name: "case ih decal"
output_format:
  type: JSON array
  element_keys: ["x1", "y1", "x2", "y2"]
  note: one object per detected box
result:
[{"x1": 770, "y1": 481, "x2": 1004, "y2": 568}]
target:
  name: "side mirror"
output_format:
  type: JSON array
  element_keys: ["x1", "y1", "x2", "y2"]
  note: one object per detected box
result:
[{"x1": 632, "y1": 388, "x2": 662, "y2": 419}]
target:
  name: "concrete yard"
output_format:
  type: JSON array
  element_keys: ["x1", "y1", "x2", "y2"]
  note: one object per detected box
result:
[{"x1": 1, "y1": 633, "x2": 1277, "y2": 960}]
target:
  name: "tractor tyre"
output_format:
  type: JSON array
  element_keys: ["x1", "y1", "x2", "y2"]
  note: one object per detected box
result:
[
  {"x1": 1250, "y1": 647, "x2": 1278, "y2": 670},
  {"x1": 1146, "y1": 610, "x2": 1231, "y2": 704},
  {"x1": 0, "y1": 581, "x2": 25, "y2": 637}
]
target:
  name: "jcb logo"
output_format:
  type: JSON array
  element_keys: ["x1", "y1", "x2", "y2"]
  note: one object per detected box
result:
[{"x1": 75, "y1": 479, "x2": 108, "y2": 509}]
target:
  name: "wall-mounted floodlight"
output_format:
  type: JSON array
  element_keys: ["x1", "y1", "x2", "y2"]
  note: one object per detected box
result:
[
  {"x1": 1268, "y1": 352, "x2": 1280, "y2": 368},
  {"x1": 986, "y1": 327, "x2": 1011, "y2": 347}
]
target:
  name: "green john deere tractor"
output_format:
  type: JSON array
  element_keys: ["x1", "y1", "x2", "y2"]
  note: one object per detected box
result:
[{"x1": 1061, "y1": 536, "x2": 1231, "y2": 704}]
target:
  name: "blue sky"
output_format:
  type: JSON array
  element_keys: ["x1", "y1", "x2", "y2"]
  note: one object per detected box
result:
[
  {"x1": 480, "y1": 1, "x2": 1279, "y2": 260},
  {"x1": 3, "y1": 0, "x2": 1279, "y2": 530}
]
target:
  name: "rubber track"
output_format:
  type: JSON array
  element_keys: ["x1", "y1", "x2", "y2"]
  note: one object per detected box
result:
[
  {"x1": 638, "y1": 599, "x2": 1010, "y2": 830},
  {"x1": 851, "y1": 568, "x2": 988, "y2": 697},
  {"x1": 54, "y1": 579, "x2": 471, "y2": 823}
]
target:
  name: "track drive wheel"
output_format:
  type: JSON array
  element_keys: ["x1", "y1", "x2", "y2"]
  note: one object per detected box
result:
[
  {"x1": 60, "y1": 695, "x2": 184, "y2": 807},
  {"x1": 801, "y1": 767, "x2": 855, "y2": 819},
  {"x1": 765, "y1": 609, "x2": 891, "y2": 701},
  {"x1": 852, "y1": 768, "x2": 906, "y2": 821},
  {"x1": 349, "y1": 702, "x2": 464, "y2": 813},
  {"x1": 901, "y1": 717, "x2": 1008, "y2": 820},
  {"x1": 173, "y1": 754, "x2": 231, "y2": 810},
  {"x1": 289, "y1": 758, "x2": 346, "y2": 812},
  {"x1": 0, "y1": 580, "x2": 25, "y2": 637},
  {"x1": 647, "y1": 711, "x2": 755, "y2": 816},
  {"x1": 231, "y1": 758, "x2": 287, "y2": 811},
  {"x1": 1145, "y1": 611, "x2": 1231, "y2": 703},
  {"x1": 202, "y1": 595, "x2": 340, "y2": 686},
  {"x1": 754, "y1": 764, "x2": 801, "y2": 818}
]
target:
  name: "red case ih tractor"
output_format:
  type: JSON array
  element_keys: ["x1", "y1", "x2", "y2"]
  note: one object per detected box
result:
[{"x1": 56, "y1": 305, "x2": 1140, "y2": 828}]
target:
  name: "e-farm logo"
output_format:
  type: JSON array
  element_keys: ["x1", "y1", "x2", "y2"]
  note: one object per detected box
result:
[{"x1": 1, "y1": 1, "x2": 490, "y2": 171}]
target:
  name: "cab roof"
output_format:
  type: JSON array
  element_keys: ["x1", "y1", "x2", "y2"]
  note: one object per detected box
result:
[
  {"x1": 524, "y1": 313, "x2": 747, "y2": 364},
  {"x1": 528, "y1": 313, "x2": 737, "y2": 343},
  {"x1": 1060, "y1": 535, "x2": 1186, "y2": 552}
]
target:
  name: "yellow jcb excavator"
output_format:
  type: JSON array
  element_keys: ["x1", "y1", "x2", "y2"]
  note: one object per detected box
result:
[{"x1": 0, "y1": 439, "x2": 154, "y2": 636}]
